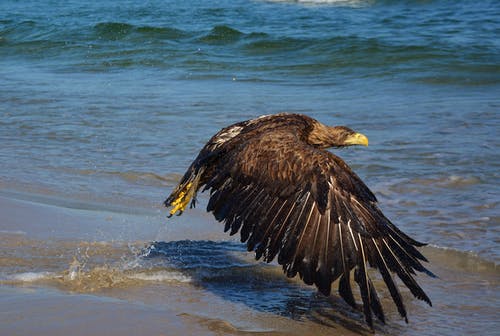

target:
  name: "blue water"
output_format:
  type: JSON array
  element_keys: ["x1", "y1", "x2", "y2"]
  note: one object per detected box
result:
[{"x1": 0, "y1": 1, "x2": 499, "y2": 333}]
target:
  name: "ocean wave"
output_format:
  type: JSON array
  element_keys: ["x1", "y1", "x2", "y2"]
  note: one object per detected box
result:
[
  {"x1": 9, "y1": 271, "x2": 55, "y2": 282},
  {"x1": 426, "y1": 244, "x2": 499, "y2": 270},
  {"x1": 385, "y1": 175, "x2": 483, "y2": 196},
  {"x1": 93, "y1": 22, "x2": 189, "y2": 41},
  {"x1": 2, "y1": 233, "x2": 497, "y2": 308},
  {"x1": 411, "y1": 175, "x2": 482, "y2": 189},
  {"x1": 94, "y1": 22, "x2": 134, "y2": 40},
  {"x1": 0, "y1": 239, "x2": 194, "y2": 291},
  {"x1": 0, "y1": 239, "x2": 258, "y2": 292},
  {"x1": 243, "y1": 36, "x2": 311, "y2": 55},
  {"x1": 198, "y1": 25, "x2": 245, "y2": 44},
  {"x1": 128, "y1": 270, "x2": 193, "y2": 283},
  {"x1": 3, "y1": 266, "x2": 193, "y2": 292},
  {"x1": 0, "y1": 230, "x2": 26, "y2": 236},
  {"x1": 2, "y1": 15, "x2": 497, "y2": 85},
  {"x1": 142, "y1": 240, "x2": 253, "y2": 270},
  {"x1": 55, "y1": 167, "x2": 181, "y2": 187},
  {"x1": 266, "y1": 0, "x2": 370, "y2": 6}
]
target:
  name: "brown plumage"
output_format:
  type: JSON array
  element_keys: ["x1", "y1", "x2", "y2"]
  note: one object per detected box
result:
[{"x1": 165, "y1": 113, "x2": 434, "y2": 329}]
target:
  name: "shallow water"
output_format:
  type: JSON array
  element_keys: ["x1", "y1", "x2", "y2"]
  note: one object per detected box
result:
[{"x1": 0, "y1": 0, "x2": 499, "y2": 335}]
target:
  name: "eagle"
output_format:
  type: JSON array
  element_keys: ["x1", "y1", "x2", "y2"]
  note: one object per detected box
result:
[{"x1": 165, "y1": 113, "x2": 434, "y2": 328}]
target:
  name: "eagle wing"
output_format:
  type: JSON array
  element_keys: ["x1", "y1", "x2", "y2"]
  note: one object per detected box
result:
[{"x1": 201, "y1": 131, "x2": 434, "y2": 327}]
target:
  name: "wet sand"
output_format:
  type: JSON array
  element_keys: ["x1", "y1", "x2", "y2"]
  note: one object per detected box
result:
[{"x1": 1, "y1": 193, "x2": 498, "y2": 336}]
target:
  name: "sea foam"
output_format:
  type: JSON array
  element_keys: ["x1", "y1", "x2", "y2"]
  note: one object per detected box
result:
[
  {"x1": 10, "y1": 272, "x2": 53, "y2": 282},
  {"x1": 128, "y1": 270, "x2": 193, "y2": 283}
]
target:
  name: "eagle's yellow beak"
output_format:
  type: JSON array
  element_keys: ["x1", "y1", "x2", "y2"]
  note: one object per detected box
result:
[{"x1": 344, "y1": 132, "x2": 369, "y2": 146}]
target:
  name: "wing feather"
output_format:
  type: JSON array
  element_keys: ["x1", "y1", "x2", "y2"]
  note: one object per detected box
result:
[
  {"x1": 251, "y1": 198, "x2": 290, "y2": 253},
  {"x1": 183, "y1": 129, "x2": 433, "y2": 327},
  {"x1": 371, "y1": 237, "x2": 409, "y2": 322}
]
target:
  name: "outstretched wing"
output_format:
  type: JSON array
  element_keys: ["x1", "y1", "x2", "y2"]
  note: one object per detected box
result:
[{"x1": 201, "y1": 131, "x2": 434, "y2": 328}]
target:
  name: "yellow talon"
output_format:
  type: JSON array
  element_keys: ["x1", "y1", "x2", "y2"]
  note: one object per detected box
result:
[{"x1": 169, "y1": 182, "x2": 193, "y2": 215}]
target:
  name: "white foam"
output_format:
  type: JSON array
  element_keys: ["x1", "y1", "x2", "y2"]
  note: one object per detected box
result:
[
  {"x1": 128, "y1": 270, "x2": 192, "y2": 283},
  {"x1": 11, "y1": 272, "x2": 53, "y2": 282},
  {"x1": 0, "y1": 230, "x2": 26, "y2": 235},
  {"x1": 267, "y1": 0, "x2": 368, "y2": 6}
]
